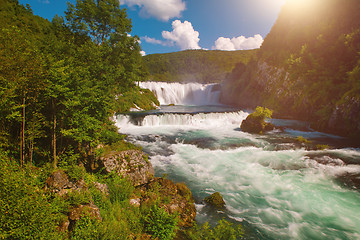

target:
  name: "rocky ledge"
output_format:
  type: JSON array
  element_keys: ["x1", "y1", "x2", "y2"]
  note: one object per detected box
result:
[{"x1": 98, "y1": 149, "x2": 154, "y2": 186}]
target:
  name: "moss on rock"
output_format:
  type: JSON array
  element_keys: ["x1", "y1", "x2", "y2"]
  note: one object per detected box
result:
[{"x1": 204, "y1": 192, "x2": 225, "y2": 209}]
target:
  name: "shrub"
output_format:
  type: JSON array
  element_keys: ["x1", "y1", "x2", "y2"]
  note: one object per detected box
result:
[
  {"x1": 185, "y1": 219, "x2": 244, "y2": 240},
  {"x1": 142, "y1": 204, "x2": 178, "y2": 240},
  {"x1": 0, "y1": 154, "x2": 64, "y2": 239},
  {"x1": 71, "y1": 213, "x2": 101, "y2": 240},
  {"x1": 106, "y1": 174, "x2": 134, "y2": 204}
]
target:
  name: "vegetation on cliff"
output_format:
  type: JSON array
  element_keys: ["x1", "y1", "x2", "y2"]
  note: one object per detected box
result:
[
  {"x1": 221, "y1": 0, "x2": 360, "y2": 138},
  {"x1": 143, "y1": 49, "x2": 257, "y2": 83}
]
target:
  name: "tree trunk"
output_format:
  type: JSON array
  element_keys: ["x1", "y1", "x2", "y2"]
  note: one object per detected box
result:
[
  {"x1": 21, "y1": 95, "x2": 26, "y2": 167},
  {"x1": 52, "y1": 98, "x2": 57, "y2": 168},
  {"x1": 29, "y1": 139, "x2": 33, "y2": 166}
]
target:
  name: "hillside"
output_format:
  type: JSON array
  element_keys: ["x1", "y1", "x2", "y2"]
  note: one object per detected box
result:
[
  {"x1": 143, "y1": 49, "x2": 258, "y2": 83},
  {"x1": 220, "y1": 0, "x2": 360, "y2": 138}
]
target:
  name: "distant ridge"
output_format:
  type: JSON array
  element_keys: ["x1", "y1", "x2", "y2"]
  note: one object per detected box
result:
[{"x1": 143, "y1": 49, "x2": 257, "y2": 83}]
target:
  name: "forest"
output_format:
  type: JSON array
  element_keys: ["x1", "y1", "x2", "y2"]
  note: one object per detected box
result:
[{"x1": 143, "y1": 49, "x2": 257, "y2": 83}]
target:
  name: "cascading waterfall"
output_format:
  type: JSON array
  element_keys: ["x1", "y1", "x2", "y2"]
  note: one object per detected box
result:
[
  {"x1": 116, "y1": 111, "x2": 248, "y2": 128},
  {"x1": 139, "y1": 81, "x2": 221, "y2": 105},
  {"x1": 116, "y1": 82, "x2": 360, "y2": 240}
]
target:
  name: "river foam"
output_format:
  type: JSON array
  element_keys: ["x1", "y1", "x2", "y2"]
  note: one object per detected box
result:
[{"x1": 117, "y1": 82, "x2": 360, "y2": 239}]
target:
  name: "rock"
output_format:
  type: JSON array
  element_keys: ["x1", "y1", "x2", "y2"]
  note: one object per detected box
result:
[
  {"x1": 99, "y1": 150, "x2": 154, "y2": 186},
  {"x1": 45, "y1": 170, "x2": 103, "y2": 232},
  {"x1": 68, "y1": 202, "x2": 102, "y2": 221},
  {"x1": 139, "y1": 178, "x2": 196, "y2": 228},
  {"x1": 264, "y1": 122, "x2": 275, "y2": 132},
  {"x1": 129, "y1": 198, "x2": 141, "y2": 207},
  {"x1": 93, "y1": 182, "x2": 109, "y2": 196},
  {"x1": 240, "y1": 115, "x2": 264, "y2": 133},
  {"x1": 204, "y1": 192, "x2": 225, "y2": 209},
  {"x1": 45, "y1": 170, "x2": 87, "y2": 196}
]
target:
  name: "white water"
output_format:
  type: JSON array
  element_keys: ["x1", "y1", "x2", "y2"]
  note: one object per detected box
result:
[
  {"x1": 117, "y1": 82, "x2": 360, "y2": 240},
  {"x1": 139, "y1": 81, "x2": 221, "y2": 105}
]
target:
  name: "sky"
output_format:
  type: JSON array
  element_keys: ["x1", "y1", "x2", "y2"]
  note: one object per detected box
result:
[{"x1": 18, "y1": 0, "x2": 286, "y2": 55}]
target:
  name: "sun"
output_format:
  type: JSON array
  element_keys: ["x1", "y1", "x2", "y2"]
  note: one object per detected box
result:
[{"x1": 286, "y1": 0, "x2": 320, "y2": 9}]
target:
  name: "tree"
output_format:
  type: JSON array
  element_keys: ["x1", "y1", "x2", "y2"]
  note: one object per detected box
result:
[{"x1": 65, "y1": 0, "x2": 131, "y2": 46}]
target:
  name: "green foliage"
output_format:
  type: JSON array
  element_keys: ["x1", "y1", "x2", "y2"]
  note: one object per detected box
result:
[
  {"x1": 316, "y1": 144, "x2": 329, "y2": 150},
  {"x1": 99, "y1": 139, "x2": 141, "y2": 157},
  {"x1": 204, "y1": 192, "x2": 226, "y2": 209},
  {"x1": 142, "y1": 204, "x2": 178, "y2": 240},
  {"x1": 144, "y1": 49, "x2": 258, "y2": 83},
  {"x1": 106, "y1": 174, "x2": 134, "y2": 204},
  {"x1": 296, "y1": 136, "x2": 312, "y2": 144},
  {"x1": 251, "y1": 106, "x2": 273, "y2": 120},
  {"x1": 71, "y1": 213, "x2": 101, "y2": 240},
  {"x1": 185, "y1": 219, "x2": 244, "y2": 240},
  {"x1": 0, "y1": 0, "x2": 153, "y2": 167},
  {"x1": 114, "y1": 87, "x2": 160, "y2": 113},
  {"x1": 0, "y1": 153, "x2": 64, "y2": 239}
]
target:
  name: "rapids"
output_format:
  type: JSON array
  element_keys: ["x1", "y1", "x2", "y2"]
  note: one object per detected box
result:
[{"x1": 117, "y1": 82, "x2": 360, "y2": 240}]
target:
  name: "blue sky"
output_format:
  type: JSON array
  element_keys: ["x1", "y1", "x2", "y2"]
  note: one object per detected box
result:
[{"x1": 19, "y1": 0, "x2": 286, "y2": 55}]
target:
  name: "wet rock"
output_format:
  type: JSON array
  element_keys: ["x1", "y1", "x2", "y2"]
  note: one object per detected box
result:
[
  {"x1": 241, "y1": 115, "x2": 275, "y2": 134},
  {"x1": 204, "y1": 192, "x2": 226, "y2": 209},
  {"x1": 99, "y1": 150, "x2": 154, "y2": 186}
]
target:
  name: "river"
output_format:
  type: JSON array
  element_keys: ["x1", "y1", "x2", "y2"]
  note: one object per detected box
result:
[{"x1": 116, "y1": 82, "x2": 360, "y2": 240}]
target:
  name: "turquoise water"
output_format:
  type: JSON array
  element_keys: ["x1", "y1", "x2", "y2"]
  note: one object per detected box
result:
[{"x1": 116, "y1": 106, "x2": 360, "y2": 240}]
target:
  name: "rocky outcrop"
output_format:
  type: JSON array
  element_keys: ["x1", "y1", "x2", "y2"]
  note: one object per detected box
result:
[
  {"x1": 204, "y1": 192, "x2": 225, "y2": 210},
  {"x1": 240, "y1": 115, "x2": 275, "y2": 134},
  {"x1": 45, "y1": 170, "x2": 87, "y2": 196},
  {"x1": 138, "y1": 178, "x2": 196, "y2": 228},
  {"x1": 327, "y1": 96, "x2": 360, "y2": 137},
  {"x1": 45, "y1": 170, "x2": 102, "y2": 232},
  {"x1": 98, "y1": 150, "x2": 154, "y2": 186}
]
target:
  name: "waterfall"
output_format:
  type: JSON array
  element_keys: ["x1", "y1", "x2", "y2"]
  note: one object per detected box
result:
[
  {"x1": 139, "y1": 81, "x2": 221, "y2": 106},
  {"x1": 116, "y1": 111, "x2": 248, "y2": 128}
]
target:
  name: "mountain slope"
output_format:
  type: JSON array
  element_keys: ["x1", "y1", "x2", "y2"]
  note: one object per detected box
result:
[
  {"x1": 220, "y1": 0, "x2": 360, "y2": 138},
  {"x1": 143, "y1": 49, "x2": 257, "y2": 83}
]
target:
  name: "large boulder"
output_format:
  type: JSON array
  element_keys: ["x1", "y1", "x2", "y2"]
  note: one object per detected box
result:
[
  {"x1": 240, "y1": 107, "x2": 275, "y2": 134},
  {"x1": 204, "y1": 192, "x2": 225, "y2": 210},
  {"x1": 99, "y1": 150, "x2": 154, "y2": 186}
]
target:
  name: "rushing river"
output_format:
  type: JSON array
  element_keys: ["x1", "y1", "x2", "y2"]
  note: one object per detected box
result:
[{"x1": 116, "y1": 82, "x2": 360, "y2": 240}]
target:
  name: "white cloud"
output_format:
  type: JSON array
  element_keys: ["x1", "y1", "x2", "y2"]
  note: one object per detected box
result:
[
  {"x1": 140, "y1": 50, "x2": 146, "y2": 56},
  {"x1": 162, "y1": 20, "x2": 201, "y2": 50},
  {"x1": 143, "y1": 36, "x2": 166, "y2": 45},
  {"x1": 120, "y1": 0, "x2": 186, "y2": 21},
  {"x1": 213, "y1": 34, "x2": 264, "y2": 51}
]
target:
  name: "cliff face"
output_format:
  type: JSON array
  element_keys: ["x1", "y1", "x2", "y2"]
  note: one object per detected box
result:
[{"x1": 220, "y1": 0, "x2": 360, "y2": 138}]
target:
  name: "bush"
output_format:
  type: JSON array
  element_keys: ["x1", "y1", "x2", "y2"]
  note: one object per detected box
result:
[
  {"x1": 142, "y1": 204, "x2": 178, "y2": 240},
  {"x1": 185, "y1": 219, "x2": 244, "y2": 240},
  {"x1": 0, "y1": 154, "x2": 64, "y2": 239},
  {"x1": 71, "y1": 213, "x2": 101, "y2": 240},
  {"x1": 106, "y1": 174, "x2": 134, "y2": 204}
]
